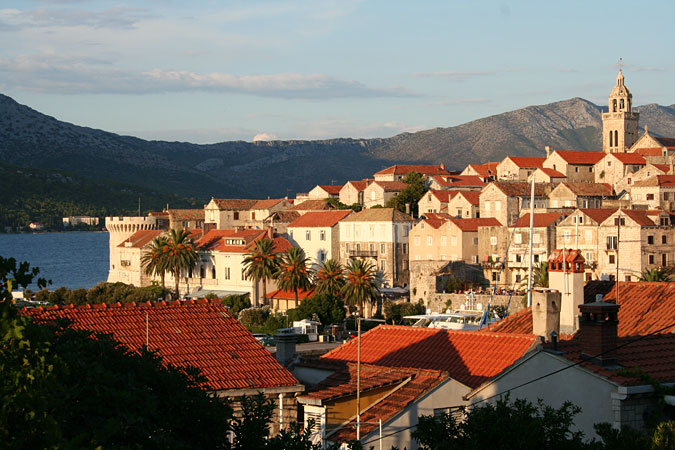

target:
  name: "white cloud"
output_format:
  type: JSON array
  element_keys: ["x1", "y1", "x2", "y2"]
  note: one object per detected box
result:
[
  {"x1": 0, "y1": 7, "x2": 153, "y2": 30},
  {"x1": 253, "y1": 132, "x2": 277, "y2": 142}
]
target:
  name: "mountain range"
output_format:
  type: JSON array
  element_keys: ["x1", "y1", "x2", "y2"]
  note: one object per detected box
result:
[{"x1": 2, "y1": 93, "x2": 675, "y2": 204}]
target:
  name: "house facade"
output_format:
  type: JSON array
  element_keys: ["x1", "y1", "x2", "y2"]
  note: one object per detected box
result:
[{"x1": 287, "y1": 210, "x2": 353, "y2": 265}]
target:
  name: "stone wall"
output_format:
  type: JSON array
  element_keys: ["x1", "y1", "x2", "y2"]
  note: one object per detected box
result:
[{"x1": 425, "y1": 293, "x2": 526, "y2": 315}]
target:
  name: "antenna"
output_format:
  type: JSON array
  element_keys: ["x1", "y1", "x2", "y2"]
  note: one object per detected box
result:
[{"x1": 616, "y1": 58, "x2": 624, "y2": 71}]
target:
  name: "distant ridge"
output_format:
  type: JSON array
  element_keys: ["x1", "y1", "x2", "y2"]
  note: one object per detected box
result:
[{"x1": 2, "y1": 93, "x2": 675, "y2": 200}]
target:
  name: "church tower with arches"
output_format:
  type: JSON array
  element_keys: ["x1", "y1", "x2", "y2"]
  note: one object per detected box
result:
[{"x1": 602, "y1": 69, "x2": 639, "y2": 153}]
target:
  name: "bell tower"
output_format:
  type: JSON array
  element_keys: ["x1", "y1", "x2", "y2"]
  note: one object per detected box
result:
[{"x1": 602, "y1": 69, "x2": 639, "y2": 153}]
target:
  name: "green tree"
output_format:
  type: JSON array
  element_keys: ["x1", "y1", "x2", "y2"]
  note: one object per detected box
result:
[
  {"x1": 639, "y1": 267, "x2": 674, "y2": 282},
  {"x1": 314, "y1": 259, "x2": 345, "y2": 297},
  {"x1": 521, "y1": 261, "x2": 549, "y2": 289},
  {"x1": 385, "y1": 171, "x2": 427, "y2": 217},
  {"x1": 141, "y1": 235, "x2": 170, "y2": 289},
  {"x1": 164, "y1": 228, "x2": 198, "y2": 298},
  {"x1": 341, "y1": 259, "x2": 381, "y2": 316},
  {"x1": 289, "y1": 293, "x2": 346, "y2": 327},
  {"x1": 275, "y1": 248, "x2": 313, "y2": 306},
  {"x1": 243, "y1": 238, "x2": 279, "y2": 307}
]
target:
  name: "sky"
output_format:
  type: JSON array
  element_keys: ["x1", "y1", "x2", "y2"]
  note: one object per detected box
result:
[{"x1": 2, "y1": 0, "x2": 674, "y2": 144}]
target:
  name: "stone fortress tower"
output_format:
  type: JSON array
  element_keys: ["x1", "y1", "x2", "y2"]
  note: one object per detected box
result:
[{"x1": 602, "y1": 69, "x2": 640, "y2": 153}]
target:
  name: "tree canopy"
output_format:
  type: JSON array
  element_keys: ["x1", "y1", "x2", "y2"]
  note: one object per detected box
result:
[{"x1": 385, "y1": 171, "x2": 427, "y2": 217}]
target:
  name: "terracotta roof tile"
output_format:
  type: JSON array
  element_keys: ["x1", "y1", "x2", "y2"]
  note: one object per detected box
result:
[
  {"x1": 506, "y1": 156, "x2": 546, "y2": 168},
  {"x1": 449, "y1": 217, "x2": 502, "y2": 231},
  {"x1": 210, "y1": 199, "x2": 258, "y2": 210},
  {"x1": 341, "y1": 208, "x2": 416, "y2": 223},
  {"x1": 429, "y1": 190, "x2": 456, "y2": 203},
  {"x1": 434, "y1": 175, "x2": 487, "y2": 187},
  {"x1": 609, "y1": 153, "x2": 647, "y2": 165},
  {"x1": 375, "y1": 164, "x2": 450, "y2": 176},
  {"x1": 455, "y1": 191, "x2": 481, "y2": 205},
  {"x1": 23, "y1": 300, "x2": 300, "y2": 391},
  {"x1": 168, "y1": 209, "x2": 205, "y2": 221},
  {"x1": 289, "y1": 199, "x2": 336, "y2": 211},
  {"x1": 618, "y1": 209, "x2": 656, "y2": 226},
  {"x1": 287, "y1": 210, "x2": 353, "y2": 228},
  {"x1": 371, "y1": 181, "x2": 407, "y2": 191},
  {"x1": 266, "y1": 288, "x2": 313, "y2": 300},
  {"x1": 486, "y1": 307, "x2": 533, "y2": 334},
  {"x1": 514, "y1": 212, "x2": 565, "y2": 228},
  {"x1": 251, "y1": 198, "x2": 287, "y2": 210},
  {"x1": 537, "y1": 168, "x2": 566, "y2": 178},
  {"x1": 421, "y1": 217, "x2": 447, "y2": 229},
  {"x1": 266, "y1": 211, "x2": 301, "y2": 223},
  {"x1": 652, "y1": 164, "x2": 671, "y2": 173},
  {"x1": 343, "y1": 181, "x2": 369, "y2": 192},
  {"x1": 636, "y1": 147, "x2": 664, "y2": 157},
  {"x1": 316, "y1": 185, "x2": 343, "y2": 195},
  {"x1": 466, "y1": 162, "x2": 499, "y2": 176},
  {"x1": 319, "y1": 325, "x2": 536, "y2": 388},
  {"x1": 489, "y1": 182, "x2": 551, "y2": 197},
  {"x1": 633, "y1": 175, "x2": 675, "y2": 188},
  {"x1": 552, "y1": 150, "x2": 605, "y2": 165},
  {"x1": 118, "y1": 229, "x2": 162, "y2": 248},
  {"x1": 579, "y1": 208, "x2": 617, "y2": 224},
  {"x1": 560, "y1": 182, "x2": 613, "y2": 196}
]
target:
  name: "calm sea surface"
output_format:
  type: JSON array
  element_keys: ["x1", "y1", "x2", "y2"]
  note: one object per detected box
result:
[{"x1": 0, "y1": 232, "x2": 109, "y2": 290}]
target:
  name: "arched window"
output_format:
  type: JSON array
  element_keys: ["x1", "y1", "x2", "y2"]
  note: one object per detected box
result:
[
  {"x1": 609, "y1": 131, "x2": 613, "y2": 147},
  {"x1": 619, "y1": 99, "x2": 625, "y2": 110},
  {"x1": 615, "y1": 130, "x2": 619, "y2": 147},
  {"x1": 613, "y1": 99, "x2": 617, "y2": 112}
]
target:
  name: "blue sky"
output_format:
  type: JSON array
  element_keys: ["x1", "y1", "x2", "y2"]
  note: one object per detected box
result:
[{"x1": 2, "y1": 0, "x2": 674, "y2": 143}]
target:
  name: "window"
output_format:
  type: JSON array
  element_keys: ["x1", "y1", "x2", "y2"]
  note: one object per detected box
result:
[
  {"x1": 426, "y1": 236, "x2": 433, "y2": 246},
  {"x1": 575, "y1": 167, "x2": 579, "y2": 173},
  {"x1": 514, "y1": 233, "x2": 522, "y2": 244},
  {"x1": 663, "y1": 235, "x2": 668, "y2": 244},
  {"x1": 614, "y1": 218, "x2": 625, "y2": 226},
  {"x1": 563, "y1": 230, "x2": 571, "y2": 242},
  {"x1": 663, "y1": 254, "x2": 668, "y2": 266},
  {"x1": 306, "y1": 230, "x2": 311, "y2": 240},
  {"x1": 441, "y1": 236, "x2": 447, "y2": 246},
  {"x1": 211, "y1": 267, "x2": 216, "y2": 279},
  {"x1": 456, "y1": 209, "x2": 463, "y2": 217},
  {"x1": 224, "y1": 267, "x2": 230, "y2": 280},
  {"x1": 649, "y1": 254, "x2": 655, "y2": 265},
  {"x1": 607, "y1": 236, "x2": 618, "y2": 250},
  {"x1": 534, "y1": 254, "x2": 539, "y2": 263},
  {"x1": 625, "y1": 275, "x2": 631, "y2": 282},
  {"x1": 515, "y1": 254, "x2": 522, "y2": 263},
  {"x1": 533, "y1": 233, "x2": 541, "y2": 244},
  {"x1": 485, "y1": 201, "x2": 491, "y2": 211},
  {"x1": 648, "y1": 235, "x2": 654, "y2": 245},
  {"x1": 233, "y1": 212, "x2": 239, "y2": 220},
  {"x1": 490, "y1": 236, "x2": 497, "y2": 246},
  {"x1": 251, "y1": 212, "x2": 256, "y2": 220},
  {"x1": 403, "y1": 243, "x2": 408, "y2": 253},
  {"x1": 380, "y1": 243, "x2": 386, "y2": 253},
  {"x1": 414, "y1": 236, "x2": 421, "y2": 246},
  {"x1": 473, "y1": 237, "x2": 478, "y2": 245},
  {"x1": 319, "y1": 230, "x2": 326, "y2": 241},
  {"x1": 492, "y1": 272, "x2": 498, "y2": 281},
  {"x1": 589, "y1": 167, "x2": 593, "y2": 172},
  {"x1": 380, "y1": 259, "x2": 386, "y2": 271},
  {"x1": 647, "y1": 194, "x2": 655, "y2": 201},
  {"x1": 579, "y1": 216, "x2": 584, "y2": 224},
  {"x1": 495, "y1": 201, "x2": 501, "y2": 211},
  {"x1": 585, "y1": 252, "x2": 594, "y2": 262},
  {"x1": 515, "y1": 274, "x2": 521, "y2": 283},
  {"x1": 318, "y1": 250, "x2": 325, "y2": 262},
  {"x1": 370, "y1": 243, "x2": 376, "y2": 252},
  {"x1": 345, "y1": 243, "x2": 350, "y2": 252},
  {"x1": 451, "y1": 236, "x2": 457, "y2": 246},
  {"x1": 609, "y1": 254, "x2": 615, "y2": 264}
]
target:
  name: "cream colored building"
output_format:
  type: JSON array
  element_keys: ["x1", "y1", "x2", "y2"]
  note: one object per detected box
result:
[
  {"x1": 447, "y1": 191, "x2": 481, "y2": 218},
  {"x1": 602, "y1": 70, "x2": 639, "y2": 153},
  {"x1": 630, "y1": 175, "x2": 675, "y2": 210},
  {"x1": 373, "y1": 164, "x2": 450, "y2": 183},
  {"x1": 460, "y1": 162, "x2": 498, "y2": 181},
  {"x1": 429, "y1": 175, "x2": 486, "y2": 191},
  {"x1": 615, "y1": 163, "x2": 671, "y2": 196},
  {"x1": 362, "y1": 181, "x2": 406, "y2": 208},
  {"x1": 417, "y1": 190, "x2": 453, "y2": 215},
  {"x1": 287, "y1": 210, "x2": 353, "y2": 265},
  {"x1": 496, "y1": 156, "x2": 545, "y2": 181},
  {"x1": 204, "y1": 198, "x2": 257, "y2": 230},
  {"x1": 529, "y1": 167, "x2": 566, "y2": 184},
  {"x1": 479, "y1": 182, "x2": 551, "y2": 227},
  {"x1": 308, "y1": 184, "x2": 342, "y2": 199},
  {"x1": 339, "y1": 180, "x2": 370, "y2": 206},
  {"x1": 542, "y1": 150, "x2": 604, "y2": 182},
  {"x1": 338, "y1": 208, "x2": 415, "y2": 287},
  {"x1": 106, "y1": 215, "x2": 164, "y2": 285},
  {"x1": 548, "y1": 183, "x2": 613, "y2": 210},
  {"x1": 630, "y1": 130, "x2": 675, "y2": 161},
  {"x1": 594, "y1": 152, "x2": 646, "y2": 188}
]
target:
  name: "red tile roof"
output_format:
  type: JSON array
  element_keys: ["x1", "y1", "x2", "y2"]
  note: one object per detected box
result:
[
  {"x1": 341, "y1": 208, "x2": 416, "y2": 223},
  {"x1": 635, "y1": 147, "x2": 664, "y2": 157},
  {"x1": 287, "y1": 210, "x2": 353, "y2": 228},
  {"x1": 266, "y1": 210, "x2": 301, "y2": 223},
  {"x1": 316, "y1": 185, "x2": 343, "y2": 195},
  {"x1": 579, "y1": 208, "x2": 617, "y2": 224},
  {"x1": 289, "y1": 199, "x2": 336, "y2": 211},
  {"x1": 320, "y1": 325, "x2": 536, "y2": 388},
  {"x1": 552, "y1": 150, "x2": 605, "y2": 165},
  {"x1": 609, "y1": 153, "x2": 647, "y2": 165},
  {"x1": 23, "y1": 300, "x2": 300, "y2": 391},
  {"x1": 486, "y1": 307, "x2": 533, "y2": 334},
  {"x1": 251, "y1": 198, "x2": 288, "y2": 210},
  {"x1": 489, "y1": 182, "x2": 552, "y2": 197},
  {"x1": 506, "y1": 156, "x2": 546, "y2": 168},
  {"x1": 344, "y1": 180, "x2": 370, "y2": 192},
  {"x1": 375, "y1": 164, "x2": 450, "y2": 176},
  {"x1": 433, "y1": 175, "x2": 486, "y2": 187},
  {"x1": 195, "y1": 229, "x2": 291, "y2": 254},
  {"x1": 449, "y1": 217, "x2": 502, "y2": 231},
  {"x1": 370, "y1": 181, "x2": 408, "y2": 191},
  {"x1": 633, "y1": 175, "x2": 675, "y2": 188},
  {"x1": 537, "y1": 168, "x2": 566, "y2": 178},
  {"x1": 266, "y1": 288, "x2": 313, "y2": 300},
  {"x1": 514, "y1": 212, "x2": 565, "y2": 228},
  {"x1": 420, "y1": 217, "x2": 447, "y2": 229},
  {"x1": 560, "y1": 182, "x2": 613, "y2": 196},
  {"x1": 618, "y1": 209, "x2": 656, "y2": 226},
  {"x1": 168, "y1": 209, "x2": 205, "y2": 221},
  {"x1": 210, "y1": 199, "x2": 258, "y2": 210},
  {"x1": 652, "y1": 164, "x2": 671, "y2": 173},
  {"x1": 429, "y1": 190, "x2": 456, "y2": 203},
  {"x1": 466, "y1": 162, "x2": 499, "y2": 176},
  {"x1": 455, "y1": 191, "x2": 481, "y2": 205},
  {"x1": 118, "y1": 229, "x2": 162, "y2": 248}
]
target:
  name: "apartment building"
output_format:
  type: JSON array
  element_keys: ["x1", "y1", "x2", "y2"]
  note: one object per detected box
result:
[
  {"x1": 339, "y1": 180, "x2": 371, "y2": 206},
  {"x1": 542, "y1": 150, "x2": 604, "y2": 182},
  {"x1": 362, "y1": 181, "x2": 406, "y2": 208},
  {"x1": 446, "y1": 191, "x2": 481, "y2": 218},
  {"x1": 287, "y1": 210, "x2": 353, "y2": 265},
  {"x1": 338, "y1": 208, "x2": 415, "y2": 288},
  {"x1": 594, "y1": 152, "x2": 646, "y2": 187},
  {"x1": 548, "y1": 183, "x2": 613, "y2": 209},
  {"x1": 496, "y1": 156, "x2": 546, "y2": 181},
  {"x1": 479, "y1": 182, "x2": 551, "y2": 226},
  {"x1": 631, "y1": 175, "x2": 675, "y2": 210}
]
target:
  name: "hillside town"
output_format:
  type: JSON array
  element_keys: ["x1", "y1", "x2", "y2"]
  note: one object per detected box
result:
[{"x1": 73, "y1": 71, "x2": 675, "y2": 448}]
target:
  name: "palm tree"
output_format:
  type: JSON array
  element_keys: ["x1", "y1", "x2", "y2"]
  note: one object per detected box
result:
[
  {"x1": 639, "y1": 267, "x2": 673, "y2": 282},
  {"x1": 164, "y1": 228, "x2": 198, "y2": 298},
  {"x1": 341, "y1": 259, "x2": 381, "y2": 316},
  {"x1": 141, "y1": 235, "x2": 170, "y2": 289},
  {"x1": 243, "y1": 238, "x2": 278, "y2": 306},
  {"x1": 314, "y1": 259, "x2": 345, "y2": 297},
  {"x1": 521, "y1": 261, "x2": 549, "y2": 289},
  {"x1": 274, "y1": 247, "x2": 313, "y2": 306}
]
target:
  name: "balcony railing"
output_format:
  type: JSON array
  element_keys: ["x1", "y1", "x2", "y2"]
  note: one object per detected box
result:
[{"x1": 348, "y1": 249, "x2": 378, "y2": 258}]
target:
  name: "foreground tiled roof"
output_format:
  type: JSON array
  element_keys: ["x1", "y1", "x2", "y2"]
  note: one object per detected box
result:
[
  {"x1": 210, "y1": 199, "x2": 258, "y2": 210},
  {"x1": 266, "y1": 288, "x2": 313, "y2": 300},
  {"x1": 652, "y1": 164, "x2": 671, "y2": 173},
  {"x1": 195, "y1": 229, "x2": 291, "y2": 254},
  {"x1": 320, "y1": 325, "x2": 536, "y2": 388},
  {"x1": 343, "y1": 180, "x2": 370, "y2": 192},
  {"x1": 23, "y1": 300, "x2": 300, "y2": 391},
  {"x1": 561, "y1": 182, "x2": 613, "y2": 196},
  {"x1": 467, "y1": 162, "x2": 499, "y2": 176},
  {"x1": 514, "y1": 212, "x2": 565, "y2": 228},
  {"x1": 633, "y1": 175, "x2": 675, "y2": 187},
  {"x1": 486, "y1": 307, "x2": 533, "y2": 334},
  {"x1": 505, "y1": 156, "x2": 546, "y2": 168},
  {"x1": 340, "y1": 208, "x2": 416, "y2": 223},
  {"x1": 536, "y1": 167, "x2": 566, "y2": 178},
  {"x1": 375, "y1": 164, "x2": 450, "y2": 176},
  {"x1": 618, "y1": 209, "x2": 656, "y2": 226},
  {"x1": 420, "y1": 217, "x2": 447, "y2": 229},
  {"x1": 287, "y1": 210, "x2": 353, "y2": 228},
  {"x1": 555, "y1": 333, "x2": 675, "y2": 385},
  {"x1": 429, "y1": 190, "x2": 456, "y2": 203},
  {"x1": 266, "y1": 210, "x2": 301, "y2": 223},
  {"x1": 552, "y1": 150, "x2": 605, "y2": 165}
]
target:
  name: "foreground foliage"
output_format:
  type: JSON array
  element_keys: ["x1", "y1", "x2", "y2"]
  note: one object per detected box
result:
[{"x1": 34, "y1": 282, "x2": 169, "y2": 305}]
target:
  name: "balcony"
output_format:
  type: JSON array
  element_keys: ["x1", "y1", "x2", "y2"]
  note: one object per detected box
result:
[{"x1": 348, "y1": 249, "x2": 378, "y2": 258}]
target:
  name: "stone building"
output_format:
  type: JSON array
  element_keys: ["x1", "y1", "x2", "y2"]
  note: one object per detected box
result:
[
  {"x1": 594, "y1": 152, "x2": 646, "y2": 188},
  {"x1": 362, "y1": 181, "x2": 406, "y2": 208},
  {"x1": 529, "y1": 167, "x2": 566, "y2": 184},
  {"x1": 548, "y1": 182, "x2": 613, "y2": 210},
  {"x1": 479, "y1": 182, "x2": 551, "y2": 226},
  {"x1": 338, "y1": 208, "x2": 415, "y2": 288},
  {"x1": 373, "y1": 164, "x2": 450, "y2": 183},
  {"x1": 446, "y1": 191, "x2": 481, "y2": 218},
  {"x1": 339, "y1": 180, "x2": 371, "y2": 206},
  {"x1": 417, "y1": 190, "x2": 454, "y2": 215},
  {"x1": 496, "y1": 156, "x2": 546, "y2": 181},
  {"x1": 204, "y1": 199, "x2": 257, "y2": 231},
  {"x1": 542, "y1": 150, "x2": 604, "y2": 183},
  {"x1": 428, "y1": 174, "x2": 486, "y2": 191},
  {"x1": 602, "y1": 69, "x2": 639, "y2": 153},
  {"x1": 630, "y1": 175, "x2": 675, "y2": 210},
  {"x1": 287, "y1": 210, "x2": 353, "y2": 265},
  {"x1": 308, "y1": 184, "x2": 342, "y2": 199},
  {"x1": 460, "y1": 162, "x2": 498, "y2": 181}
]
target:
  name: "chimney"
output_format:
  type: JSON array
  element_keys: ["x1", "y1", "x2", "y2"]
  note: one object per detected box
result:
[
  {"x1": 405, "y1": 203, "x2": 411, "y2": 215},
  {"x1": 545, "y1": 145, "x2": 553, "y2": 158},
  {"x1": 440, "y1": 163, "x2": 445, "y2": 170},
  {"x1": 267, "y1": 226, "x2": 274, "y2": 239},
  {"x1": 532, "y1": 289, "x2": 561, "y2": 341},
  {"x1": 579, "y1": 300, "x2": 620, "y2": 367},
  {"x1": 548, "y1": 249, "x2": 585, "y2": 334},
  {"x1": 274, "y1": 328, "x2": 298, "y2": 366}
]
